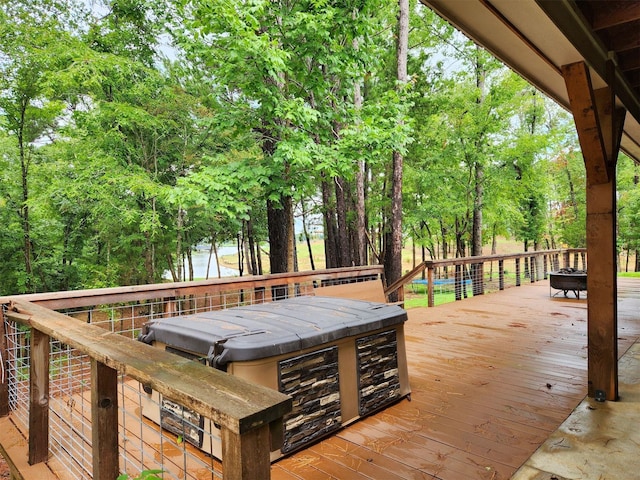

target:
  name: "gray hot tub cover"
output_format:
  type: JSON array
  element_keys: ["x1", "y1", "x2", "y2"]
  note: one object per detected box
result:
[{"x1": 138, "y1": 296, "x2": 407, "y2": 367}]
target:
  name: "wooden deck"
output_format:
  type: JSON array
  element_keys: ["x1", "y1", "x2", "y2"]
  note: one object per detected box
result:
[{"x1": 272, "y1": 278, "x2": 640, "y2": 480}]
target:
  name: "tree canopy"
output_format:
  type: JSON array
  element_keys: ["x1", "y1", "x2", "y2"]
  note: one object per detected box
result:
[{"x1": 1, "y1": 0, "x2": 637, "y2": 295}]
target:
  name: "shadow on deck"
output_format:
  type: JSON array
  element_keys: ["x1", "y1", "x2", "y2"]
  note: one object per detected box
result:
[{"x1": 273, "y1": 278, "x2": 640, "y2": 480}]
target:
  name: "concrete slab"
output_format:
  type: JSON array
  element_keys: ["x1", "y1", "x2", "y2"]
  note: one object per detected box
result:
[{"x1": 512, "y1": 342, "x2": 640, "y2": 480}]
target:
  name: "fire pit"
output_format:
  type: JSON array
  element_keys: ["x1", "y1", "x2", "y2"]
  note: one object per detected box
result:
[{"x1": 549, "y1": 268, "x2": 587, "y2": 299}]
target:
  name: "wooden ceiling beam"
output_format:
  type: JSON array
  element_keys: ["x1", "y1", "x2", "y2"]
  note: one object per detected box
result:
[
  {"x1": 617, "y1": 50, "x2": 640, "y2": 73},
  {"x1": 627, "y1": 71, "x2": 640, "y2": 89},
  {"x1": 588, "y1": 1, "x2": 640, "y2": 30},
  {"x1": 601, "y1": 21, "x2": 640, "y2": 53}
]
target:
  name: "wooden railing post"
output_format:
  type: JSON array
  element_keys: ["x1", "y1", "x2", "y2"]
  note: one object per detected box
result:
[
  {"x1": 0, "y1": 309, "x2": 9, "y2": 417},
  {"x1": 29, "y1": 328, "x2": 49, "y2": 465},
  {"x1": 221, "y1": 424, "x2": 271, "y2": 480},
  {"x1": 498, "y1": 260, "x2": 504, "y2": 290},
  {"x1": 165, "y1": 297, "x2": 177, "y2": 317},
  {"x1": 515, "y1": 258, "x2": 521, "y2": 286},
  {"x1": 427, "y1": 267, "x2": 435, "y2": 307},
  {"x1": 91, "y1": 359, "x2": 119, "y2": 480}
]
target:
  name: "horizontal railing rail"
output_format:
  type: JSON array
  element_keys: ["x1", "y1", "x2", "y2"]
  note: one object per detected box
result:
[
  {"x1": 0, "y1": 266, "x2": 385, "y2": 480},
  {"x1": 385, "y1": 248, "x2": 587, "y2": 307},
  {"x1": 4, "y1": 300, "x2": 292, "y2": 480},
  {"x1": 0, "y1": 265, "x2": 385, "y2": 310}
]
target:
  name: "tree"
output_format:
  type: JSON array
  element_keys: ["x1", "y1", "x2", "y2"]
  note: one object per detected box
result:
[
  {"x1": 0, "y1": 2, "x2": 81, "y2": 292},
  {"x1": 383, "y1": 0, "x2": 409, "y2": 299},
  {"x1": 616, "y1": 155, "x2": 640, "y2": 271}
]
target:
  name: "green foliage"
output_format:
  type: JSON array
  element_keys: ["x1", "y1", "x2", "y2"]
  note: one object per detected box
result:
[
  {"x1": 0, "y1": 0, "x2": 634, "y2": 294},
  {"x1": 617, "y1": 155, "x2": 640, "y2": 262},
  {"x1": 117, "y1": 470, "x2": 163, "y2": 480}
]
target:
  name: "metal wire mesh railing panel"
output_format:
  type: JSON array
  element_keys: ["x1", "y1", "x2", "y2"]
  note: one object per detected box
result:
[
  {"x1": 405, "y1": 253, "x2": 560, "y2": 307},
  {"x1": 5, "y1": 319, "x2": 29, "y2": 431},
  {"x1": 2, "y1": 314, "x2": 226, "y2": 480},
  {"x1": 61, "y1": 282, "x2": 320, "y2": 336},
  {"x1": 118, "y1": 377, "x2": 223, "y2": 480},
  {"x1": 0, "y1": 266, "x2": 385, "y2": 479}
]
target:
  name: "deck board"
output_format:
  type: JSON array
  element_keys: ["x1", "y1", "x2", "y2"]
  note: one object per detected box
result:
[{"x1": 275, "y1": 278, "x2": 640, "y2": 480}]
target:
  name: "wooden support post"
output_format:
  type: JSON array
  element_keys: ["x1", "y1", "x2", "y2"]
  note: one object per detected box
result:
[
  {"x1": 221, "y1": 424, "x2": 271, "y2": 480},
  {"x1": 427, "y1": 267, "x2": 435, "y2": 307},
  {"x1": 585, "y1": 178, "x2": 618, "y2": 399},
  {"x1": 29, "y1": 329, "x2": 49, "y2": 465},
  {"x1": 0, "y1": 310, "x2": 9, "y2": 417},
  {"x1": 562, "y1": 61, "x2": 626, "y2": 401},
  {"x1": 91, "y1": 360, "x2": 119, "y2": 480},
  {"x1": 498, "y1": 260, "x2": 504, "y2": 290},
  {"x1": 515, "y1": 258, "x2": 521, "y2": 286},
  {"x1": 165, "y1": 297, "x2": 177, "y2": 318}
]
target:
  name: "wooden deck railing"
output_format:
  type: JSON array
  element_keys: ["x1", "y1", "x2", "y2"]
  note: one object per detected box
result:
[
  {"x1": 385, "y1": 248, "x2": 587, "y2": 306},
  {"x1": 4, "y1": 300, "x2": 292, "y2": 480},
  {"x1": 0, "y1": 253, "x2": 587, "y2": 479},
  {"x1": 0, "y1": 265, "x2": 385, "y2": 480}
]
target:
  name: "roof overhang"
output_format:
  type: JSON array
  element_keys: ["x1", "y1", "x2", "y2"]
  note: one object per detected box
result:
[{"x1": 420, "y1": 0, "x2": 640, "y2": 163}]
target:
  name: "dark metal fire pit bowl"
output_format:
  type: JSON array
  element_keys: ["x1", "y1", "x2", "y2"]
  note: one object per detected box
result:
[{"x1": 550, "y1": 268, "x2": 587, "y2": 299}]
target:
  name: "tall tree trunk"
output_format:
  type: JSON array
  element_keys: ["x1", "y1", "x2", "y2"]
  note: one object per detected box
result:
[
  {"x1": 353, "y1": 32, "x2": 367, "y2": 266},
  {"x1": 385, "y1": 0, "x2": 408, "y2": 302},
  {"x1": 470, "y1": 47, "x2": 487, "y2": 295},
  {"x1": 186, "y1": 248, "x2": 194, "y2": 281},
  {"x1": 18, "y1": 103, "x2": 34, "y2": 292},
  {"x1": 301, "y1": 203, "x2": 316, "y2": 271},
  {"x1": 145, "y1": 196, "x2": 157, "y2": 283},
  {"x1": 236, "y1": 231, "x2": 244, "y2": 276},
  {"x1": 257, "y1": 242, "x2": 264, "y2": 276},
  {"x1": 322, "y1": 177, "x2": 339, "y2": 269},
  {"x1": 176, "y1": 208, "x2": 184, "y2": 282},
  {"x1": 289, "y1": 205, "x2": 297, "y2": 272},
  {"x1": 267, "y1": 197, "x2": 290, "y2": 273},
  {"x1": 246, "y1": 218, "x2": 258, "y2": 275},
  {"x1": 335, "y1": 176, "x2": 351, "y2": 267},
  {"x1": 355, "y1": 161, "x2": 367, "y2": 265},
  {"x1": 471, "y1": 161, "x2": 484, "y2": 257},
  {"x1": 471, "y1": 160, "x2": 484, "y2": 295},
  {"x1": 471, "y1": 47, "x2": 486, "y2": 257},
  {"x1": 244, "y1": 223, "x2": 253, "y2": 275},
  {"x1": 564, "y1": 155, "x2": 579, "y2": 219}
]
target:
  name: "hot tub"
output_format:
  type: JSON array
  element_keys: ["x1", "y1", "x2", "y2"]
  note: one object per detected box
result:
[
  {"x1": 138, "y1": 296, "x2": 410, "y2": 461},
  {"x1": 550, "y1": 269, "x2": 587, "y2": 299}
]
